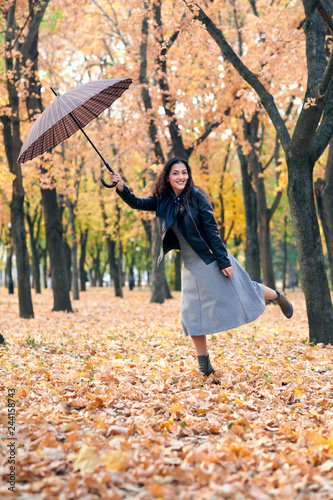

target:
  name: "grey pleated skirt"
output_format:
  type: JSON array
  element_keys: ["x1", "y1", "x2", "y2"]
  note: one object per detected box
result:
[{"x1": 171, "y1": 225, "x2": 266, "y2": 336}]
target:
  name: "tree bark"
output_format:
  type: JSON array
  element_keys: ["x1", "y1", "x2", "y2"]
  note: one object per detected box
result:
[
  {"x1": 63, "y1": 239, "x2": 71, "y2": 292},
  {"x1": 107, "y1": 238, "x2": 123, "y2": 297},
  {"x1": 41, "y1": 247, "x2": 47, "y2": 289},
  {"x1": 174, "y1": 251, "x2": 182, "y2": 291},
  {"x1": 150, "y1": 219, "x2": 165, "y2": 303},
  {"x1": 314, "y1": 138, "x2": 333, "y2": 288},
  {"x1": 6, "y1": 240, "x2": 14, "y2": 294},
  {"x1": 282, "y1": 216, "x2": 288, "y2": 291},
  {"x1": 288, "y1": 155, "x2": 333, "y2": 342},
  {"x1": 99, "y1": 188, "x2": 123, "y2": 297},
  {"x1": 80, "y1": 229, "x2": 88, "y2": 291},
  {"x1": 315, "y1": 178, "x2": 333, "y2": 288},
  {"x1": 41, "y1": 188, "x2": 72, "y2": 312},
  {"x1": 11, "y1": 194, "x2": 34, "y2": 315},
  {"x1": 164, "y1": 273, "x2": 173, "y2": 299},
  {"x1": 26, "y1": 208, "x2": 42, "y2": 294},
  {"x1": 245, "y1": 116, "x2": 276, "y2": 289},
  {"x1": 67, "y1": 202, "x2": 79, "y2": 300},
  {"x1": 237, "y1": 145, "x2": 261, "y2": 281},
  {"x1": 91, "y1": 244, "x2": 101, "y2": 287}
]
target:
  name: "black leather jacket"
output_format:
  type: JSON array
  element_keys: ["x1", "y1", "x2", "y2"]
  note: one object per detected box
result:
[{"x1": 116, "y1": 185, "x2": 231, "y2": 270}]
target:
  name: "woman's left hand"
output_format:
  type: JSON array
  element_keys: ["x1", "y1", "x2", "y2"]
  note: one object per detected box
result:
[{"x1": 222, "y1": 266, "x2": 233, "y2": 279}]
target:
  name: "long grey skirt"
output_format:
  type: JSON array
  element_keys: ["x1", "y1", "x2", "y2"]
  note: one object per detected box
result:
[{"x1": 172, "y1": 225, "x2": 266, "y2": 336}]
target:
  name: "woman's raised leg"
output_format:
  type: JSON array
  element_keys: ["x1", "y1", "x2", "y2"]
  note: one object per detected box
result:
[{"x1": 263, "y1": 285, "x2": 293, "y2": 318}]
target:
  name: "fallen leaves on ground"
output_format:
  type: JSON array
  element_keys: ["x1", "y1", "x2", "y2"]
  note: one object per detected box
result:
[{"x1": 0, "y1": 287, "x2": 332, "y2": 499}]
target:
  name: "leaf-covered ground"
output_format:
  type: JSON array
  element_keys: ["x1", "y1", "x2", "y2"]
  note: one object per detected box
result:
[{"x1": 0, "y1": 287, "x2": 333, "y2": 499}]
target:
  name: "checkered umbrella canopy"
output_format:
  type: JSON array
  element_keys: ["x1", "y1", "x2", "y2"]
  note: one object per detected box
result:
[{"x1": 18, "y1": 78, "x2": 132, "y2": 164}]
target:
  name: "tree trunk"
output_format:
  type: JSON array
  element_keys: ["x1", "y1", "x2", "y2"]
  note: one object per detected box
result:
[
  {"x1": 259, "y1": 213, "x2": 276, "y2": 290},
  {"x1": 150, "y1": 219, "x2": 165, "y2": 303},
  {"x1": 315, "y1": 178, "x2": 333, "y2": 288},
  {"x1": 2, "y1": 75, "x2": 34, "y2": 316},
  {"x1": 164, "y1": 273, "x2": 173, "y2": 299},
  {"x1": 63, "y1": 239, "x2": 71, "y2": 292},
  {"x1": 174, "y1": 251, "x2": 182, "y2": 291},
  {"x1": 41, "y1": 188, "x2": 72, "y2": 312},
  {"x1": 107, "y1": 238, "x2": 123, "y2": 297},
  {"x1": 93, "y1": 254, "x2": 101, "y2": 287},
  {"x1": 237, "y1": 146, "x2": 261, "y2": 281},
  {"x1": 41, "y1": 247, "x2": 47, "y2": 289},
  {"x1": 143, "y1": 218, "x2": 168, "y2": 302},
  {"x1": 26, "y1": 211, "x2": 42, "y2": 294},
  {"x1": 314, "y1": 138, "x2": 333, "y2": 288},
  {"x1": 10, "y1": 194, "x2": 34, "y2": 316},
  {"x1": 245, "y1": 116, "x2": 276, "y2": 289},
  {"x1": 288, "y1": 156, "x2": 333, "y2": 343},
  {"x1": 99, "y1": 188, "x2": 123, "y2": 297},
  {"x1": 80, "y1": 229, "x2": 88, "y2": 291},
  {"x1": 67, "y1": 202, "x2": 79, "y2": 300},
  {"x1": 99, "y1": 265, "x2": 105, "y2": 287},
  {"x1": 91, "y1": 268, "x2": 97, "y2": 287},
  {"x1": 118, "y1": 240, "x2": 124, "y2": 290},
  {"x1": 282, "y1": 216, "x2": 288, "y2": 291},
  {"x1": 6, "y1": 243, "x2": 14, "y2": 294}
]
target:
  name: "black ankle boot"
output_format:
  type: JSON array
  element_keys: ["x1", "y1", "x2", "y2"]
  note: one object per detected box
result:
[
  {"x1": 274, "y1": 290, "x2": 293, "y2": 318},
  {"x1": 197, "y1": 355, "x2": 215, "y2": 376}
]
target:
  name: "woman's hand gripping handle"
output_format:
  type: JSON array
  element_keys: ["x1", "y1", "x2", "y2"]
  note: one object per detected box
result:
[
  {"x1": 106, "y1": 171, "x2": 124, "y2": 191},
  {"x1": 101, "y1": 162, "x2": 124, "y2": 189}
]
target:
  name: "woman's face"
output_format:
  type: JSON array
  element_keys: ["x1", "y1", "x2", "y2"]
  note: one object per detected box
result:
[{"x1": 167, "y1": 162, "x2": 189, "y2": 196}]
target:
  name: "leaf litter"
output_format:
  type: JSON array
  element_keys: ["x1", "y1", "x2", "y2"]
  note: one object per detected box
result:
[{"x1": 0, "y1": 288, "x2": 332, "y2": 499}]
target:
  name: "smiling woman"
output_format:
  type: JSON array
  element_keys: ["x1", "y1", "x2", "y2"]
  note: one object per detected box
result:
[
  {"x1": 109, "y1": 157, "x2": 293, "y2": 376},
  {"x1": 167, "y1": 162, "x2": 189, "y2": 196}
]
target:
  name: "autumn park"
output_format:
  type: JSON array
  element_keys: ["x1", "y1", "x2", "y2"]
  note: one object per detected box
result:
[{"x1": 1, "y1": 0, "x2": 333, "y2": 498}]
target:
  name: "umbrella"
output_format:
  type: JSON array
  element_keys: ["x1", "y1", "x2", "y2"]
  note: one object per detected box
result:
[{"x1": 18, "y1": 78, "x2": 132, "y2": 188}]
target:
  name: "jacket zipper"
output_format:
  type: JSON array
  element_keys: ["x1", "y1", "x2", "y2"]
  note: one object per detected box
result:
[{"x1": 186, "y1": 201, "x2": 213, "y2": 255}]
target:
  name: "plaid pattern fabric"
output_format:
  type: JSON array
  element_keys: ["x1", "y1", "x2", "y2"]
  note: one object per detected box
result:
[{"x1": 18, "y1": 78, "x2": 132, "y2": 163}]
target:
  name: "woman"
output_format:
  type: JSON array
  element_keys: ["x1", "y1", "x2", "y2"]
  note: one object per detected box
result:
[{"x1": 109, "y1": 157, "x2": 293, "y2": 376}]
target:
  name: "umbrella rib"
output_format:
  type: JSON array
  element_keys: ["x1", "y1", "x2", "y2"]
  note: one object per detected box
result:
[
  {"x1": 73, "y1": 102, "x2": 97, "y2": 124},
  {"x1": 62, "y1": 115, "x2": 72, "y2": 140},
  {"x1": 39, "y1": 127, "x2": 45, "y2": 161},
  {"x1": 52, "y1": 125, "x2": 56, "y2": 154}
]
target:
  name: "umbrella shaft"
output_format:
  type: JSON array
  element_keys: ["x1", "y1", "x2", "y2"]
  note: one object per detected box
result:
[{"x1": 69, "y1": 112, "x2": 114, "y2": 174}]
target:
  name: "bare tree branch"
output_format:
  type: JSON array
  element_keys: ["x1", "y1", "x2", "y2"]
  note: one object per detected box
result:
[
  {"x1": 268, "y1": 187, "x2": 283, "y2": 220},
  {"x1": 182, "y1": 0, "x2": 291, "y2": 151},
  {"x1": 186, "y1": 118, "x2": 223, "y2": 156},
  {"x1": 248, "y1": 0, "x2": 259, "y2": 16},
  {"x1": 90, "y1": 0, "x2": 130, "y2": 47}
]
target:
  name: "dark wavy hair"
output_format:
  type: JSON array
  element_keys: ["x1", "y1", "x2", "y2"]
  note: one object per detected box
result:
[{"x1": 152, "y1": 157, "x2": 195, "y2": 200}]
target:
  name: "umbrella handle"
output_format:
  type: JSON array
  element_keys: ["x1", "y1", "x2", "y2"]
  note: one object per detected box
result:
[{"x1": 101, "y1": 161, "x2": 117, "y2": 189}]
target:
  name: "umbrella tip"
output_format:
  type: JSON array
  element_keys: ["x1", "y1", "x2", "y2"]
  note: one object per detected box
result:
[{"x1": 50, "y1": 87, "x2": 59, "y2": 98}]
